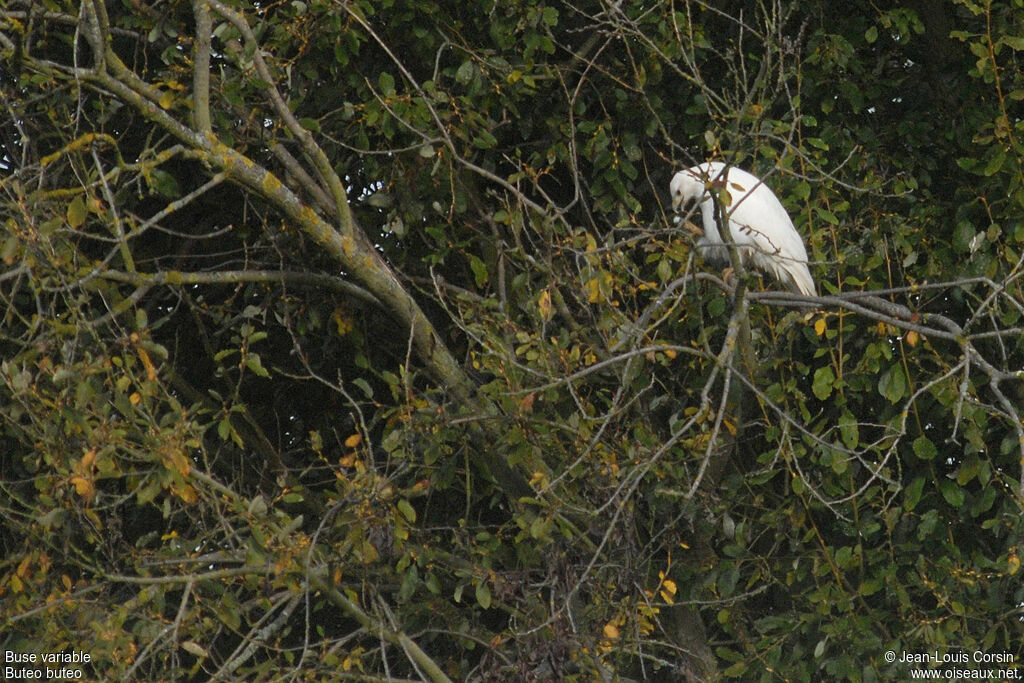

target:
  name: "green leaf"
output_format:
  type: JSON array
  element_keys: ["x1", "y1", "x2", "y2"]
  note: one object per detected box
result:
[
  {"x1": 838, "y1": 411, "x2": 859, "y2": 450},
  {"x1": 807, "y1": 137, "x2": 830, "y2": 151},
  {"x1": 817, "y1": 207, "x2": 839, "y2": 225},
  {"x1": 939, "y1": 480, "x2": 965, "y2": 508},
  {"x1": 865, "y1": 26, "x2": 878, "y2": 44},
  {"x1": 475, "y1": 581, "x2": 491, "y2": 609},
  {"x1": 455, "y1": 60, "x2": 475, "y2": 85},
  {"x1": 903, "y1": 476, "x2": 926, "y2": 511},
  {"x1": 983, "y1": 147, "x2": 1007, "y2": 176},
  {"x1": 918, "y1": 509, "x2": 940, "y2": 539},
  {"x1": 878, "y1": 366, "x2": 907, "y2": 403},
  {"x1": 812, "y1": 366, "x2": 835, "y2": 400},
  {"x1": 379, "y1": 71, "x2": 395, "y2": 95},
  {"x1": 472, "y1": 131, "x2": 497, "y2": 149},
  {"x1": 468, "y1": 254, "x2": 488, "y2": 287},
  {"x1": 955, "y1": 157, "x2": 978, "y2": 172},
  {"x1": 213, "y1": 348, "x2": 237, "y2": 362},
  {"x1": 150, "y1": 169, "x2": 181, "y2": 198},
  {"x1": 245, "y1": 353, "x2": 271, "y2": 378},
  {"x1": 718, "y1": 565, "x2": 740, "y2": 598},
  {"x1": 912, "y1": 435, "x2": 937, "y2": 460},
  {"x1": 956, "y1": 455, "x2": 981, "y2": 485},
  {"x1": 398, "y1": 565, "x2": 419, "y2": 602},
  {"x1": 1000, "y1": 35, "x2": 1024, "y2": 50},
  {"x1": 352, "y1": 377, "x2": 374, "y2": 398},
  {"x1": 217, "y1": 417, "x2": 232, "y2": 441},
  {"x1": 397, "y1": 499, "x2": 416, "y2": 523}
]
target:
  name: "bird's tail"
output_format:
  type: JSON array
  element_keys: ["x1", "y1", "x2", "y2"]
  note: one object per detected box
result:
[{"x1": 789, "y1": 265, "x2": 816, "y2": 297}]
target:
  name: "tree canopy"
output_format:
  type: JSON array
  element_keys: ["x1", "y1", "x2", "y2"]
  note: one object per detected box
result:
[{"x1": 2, "y1": 0, "x2": 1023, "y2": 680}]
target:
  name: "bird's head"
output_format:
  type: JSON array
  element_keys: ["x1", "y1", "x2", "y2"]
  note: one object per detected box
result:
[{"x1": 670, "y1": 168, "x2": 708, "y2": 226}]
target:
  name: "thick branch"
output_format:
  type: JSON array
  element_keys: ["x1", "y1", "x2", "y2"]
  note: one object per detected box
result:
[
  {"x1": 57, "y1": 2, "x2": 532, "y2": 496},
  {"x1": 191, "y1": 0, "x2": 212, "y2": 133}
]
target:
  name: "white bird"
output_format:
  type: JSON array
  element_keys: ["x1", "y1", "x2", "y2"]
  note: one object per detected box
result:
[{"x1": 670, "y1": 161, "x2": 816, "y2": 297}]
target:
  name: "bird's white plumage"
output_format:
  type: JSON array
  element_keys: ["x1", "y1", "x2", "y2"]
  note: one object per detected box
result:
[{"x1": 670, "y1": 162, "x2": 816, "y2": 297}]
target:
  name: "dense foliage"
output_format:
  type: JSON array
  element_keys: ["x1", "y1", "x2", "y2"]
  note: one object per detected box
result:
[{"x1": 2, "y1": 0, "x2": 1023, "y2": 680}]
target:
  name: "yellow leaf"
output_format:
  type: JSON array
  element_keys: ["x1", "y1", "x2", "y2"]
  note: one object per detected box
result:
[
  {"x1": 129, "y1": 392, "x2": 142, "y2": 405},
  {"x1": 662, "y1": 579, "x2": 677, "y2": 595},
  {"x1": 814, "y1": 317, "x2": 827, "y2": 337},
  {"x1": 905, "y1": 330, "x2": 919, "y2": 347},
  {"x1": 70, "y1": 476, "x2": 94, "y2": 498},
  {"x1": 538, "y1": 289, "x2": 553, "y2": 321},
  {"x1": 138, "y1": 344, "x2": 157, "y2": 382},
  {"x1": 176, "y1": 485, "x2": 198, "y2": 504},
  {"x1": 360, "y1": 539, "x2": 379, "y2": 564},
  {"x1": 603, "y1": 622, "x2": 620, "y2": 640},
  {"x1": 80, "y1": 447, "x2": 97, "y2": 469},
  {"x1": 1008, "y1": 553, "x2": 1020, "y2": 576},
  {"x1": 181, "y1": 641, "x2": 208, "y2": 658},
  {"x1": 67, "y1": 196, "x2": 87, "y2": 228},
  {"x1": 333, "y1": 310, "x2": 354, "y2": 335},
  {"x1": 344, "y1": 433, "x2": 362, "y2": 448},
  {"x1": 158, "y1": 90, "x2": 175, "y2": 109},
  {"x1": 61, "y1": 574, "x2": 72, "y2": 591},
  {"x1": 167, "y1": 448, "x2": 191, "y2": 477},
  {"x1": 584, "y1": 277, "x2": 602, "y2": 303}
]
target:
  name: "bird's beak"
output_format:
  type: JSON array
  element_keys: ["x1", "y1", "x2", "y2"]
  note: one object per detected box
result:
[
  {"x1": 671, "y1": 197, "x2": 686, "y2": 223},
  {"x1": 672, "y1": 198, "x2": 702, "y2": 234}
]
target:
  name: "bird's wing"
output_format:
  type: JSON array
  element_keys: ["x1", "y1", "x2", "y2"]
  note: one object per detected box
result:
[{"x1": 723, "y1": 170, "x2": 815, "y2": 296}]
